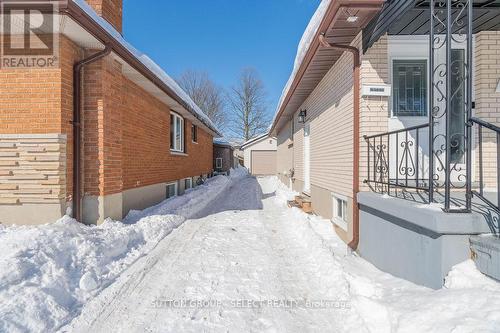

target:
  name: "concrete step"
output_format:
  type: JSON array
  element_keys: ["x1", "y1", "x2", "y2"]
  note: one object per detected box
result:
[
  {"x1": 290, "y1": 195, "x2": 313, "y2": 214},
  {"x1": 470, "y1": 235, "x2": 500, "y2": 282}
]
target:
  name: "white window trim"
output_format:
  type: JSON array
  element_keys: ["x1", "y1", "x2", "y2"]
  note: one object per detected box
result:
[
  {"x1": 184, "y1": 177, "x2": 192, "y2": 190},
  {"x1": 170, "y1": 112, "x2": 184, "y2": 153},
  {"x1": 191, "y1": 124, "x2": 198, "y2": 144},
  {"x1": 216, "y1": 157, "x2": 223, "y2": 169},
  {"x1": 331, "y1": 193, "x2": 348, "y2": 232},
  {"x1": 166, "y1": 182, "x2": 178, "y2": 198},
  {"x1": 170, "y1": 151, "x2": 188, "y2": 157}
]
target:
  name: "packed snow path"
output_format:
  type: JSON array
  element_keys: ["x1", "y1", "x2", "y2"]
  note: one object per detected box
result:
[
  {"x1": 68, "y1": 176, "x2": 354, "y2": 332},
  {"x1": 66, "y1": 175, "x2": 500, "y2": 333}
]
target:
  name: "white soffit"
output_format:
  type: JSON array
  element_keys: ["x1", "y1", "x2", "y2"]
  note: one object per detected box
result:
[
  {"x1": 60, "y1": 15, "x2": 102, "y2": 49},
  {"x1": 1, "y1": 13, "x2": 103, "y2": 49}
]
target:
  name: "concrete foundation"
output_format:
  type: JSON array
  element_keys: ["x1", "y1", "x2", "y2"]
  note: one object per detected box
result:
[
  {"x1": 470, "y1": 235, "x2": 500, "y2": 282},
  {"x1": 0, "y1": 201, "x2": 68, "y2": 225},
  {"x1": 358, "y1": 192, "x2": 493, "y2": 289},
  {"x1": 83, "y1": 192, "x2": 123, "y2": 225},
  {"x1": 122, "y1": 182, "x2": 168, "y2": 217}
]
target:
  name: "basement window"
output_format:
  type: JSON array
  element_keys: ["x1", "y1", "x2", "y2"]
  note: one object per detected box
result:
[
  {"x1": 184, "y1": 178, "x2": 193, "y2": 190},
  {"x1": 336, "y1": 198, "x2": 347, "y2": 221},
  {"x1": 170, "y1": 113, "x2": 184, "y2": 152},
  {"x1": 332, "y1": 194, "x2": 348, "y2": 231},
  {"x1": 166, "y1": 182, "x2": 178, "y2": 199}
]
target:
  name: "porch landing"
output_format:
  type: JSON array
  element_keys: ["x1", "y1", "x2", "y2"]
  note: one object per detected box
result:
[{"x1": 357, "y1": 192, "x2": 497, "y2": 289}]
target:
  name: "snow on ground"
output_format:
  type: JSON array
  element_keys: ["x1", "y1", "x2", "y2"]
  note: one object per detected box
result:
[
  {"x1": 0, "y1": 168, "x2": 247, "y2": 333},
  {"x1": 64, "y1": 175, "x2": 500, "y2": 333},
  {"x1": 1, "y1": 172, "x2": 500, "y2": 332}
]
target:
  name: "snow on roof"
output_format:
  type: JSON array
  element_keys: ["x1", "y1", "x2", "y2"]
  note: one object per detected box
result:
[
  {"x1": 72, "y1": 0, "x2": 221, "y2": 136},
  {"x1": 213, "y1": 137, "x2": 232, "y2": 147},
  {"x1": 240, "y1": 132, "x2": 270, "y2": 149},
  {"x1": 271, "y1": 0, "x2": 331, "y2": 128}
]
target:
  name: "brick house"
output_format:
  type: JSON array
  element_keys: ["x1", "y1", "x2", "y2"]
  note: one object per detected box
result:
[
  {"x1": 272, "y1": 0, "x2": 500, "y2": 288},
  {"x1": 0, "y1": 0, "x2": 221, "y2": 225}
]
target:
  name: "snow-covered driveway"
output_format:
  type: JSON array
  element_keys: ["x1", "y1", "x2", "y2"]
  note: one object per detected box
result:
[
  {"x1": 65, "y1": 175, "x2": 500, "y2": 333},
  {"x1": 67, "y1": 176, "x2": 354, "y2": 332}
]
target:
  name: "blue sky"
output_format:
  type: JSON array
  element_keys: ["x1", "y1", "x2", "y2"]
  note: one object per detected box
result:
[{"x1": 123, "y1": 0, "x2": 320, "y2": 121}]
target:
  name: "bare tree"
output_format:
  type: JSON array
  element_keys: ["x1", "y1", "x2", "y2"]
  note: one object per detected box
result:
[
  {"x1": 227, "y1": 68, "x2": 270, "y2": 141},
  {"x1": 177, "y1": 70, "x2": 226, "y2": 130}
]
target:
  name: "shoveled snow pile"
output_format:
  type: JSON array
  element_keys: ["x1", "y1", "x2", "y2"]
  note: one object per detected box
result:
[
  {"x1": 0, "y1": 168, "x2": 248, "y2": 332},
  {"x1": 272, "y1": 179, "x2": 500, "y2": 332},
  {"x1": 125, "y1": 168, "x2": 248, "y2": 223}
]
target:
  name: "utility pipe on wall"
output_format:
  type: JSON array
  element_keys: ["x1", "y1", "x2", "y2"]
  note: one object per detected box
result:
[
  {"x1": 319, "y1": 33, "x2": 361, "y2": 250},
  {"x1": 72, "y1": 46, "x2": 112, "y2": 222}
]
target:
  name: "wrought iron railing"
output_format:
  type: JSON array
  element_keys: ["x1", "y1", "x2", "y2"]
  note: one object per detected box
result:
[
  {"x1": 363, "y1": 1, "x2": 500, "y2": 215},
  {"x1": 471, "y1": 117, "x2": 500, "y2": 213},
  {"x1": 365, "y1": 117, "x2": 500, "y2": 214},
  {"x1": 364, "y1": 123, "x2": 431, "y2": 198}
]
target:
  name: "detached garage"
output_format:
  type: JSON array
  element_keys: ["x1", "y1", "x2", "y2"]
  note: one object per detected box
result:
[{"x1": 241, "y1": 134, "x2": 277, "y2": 176}]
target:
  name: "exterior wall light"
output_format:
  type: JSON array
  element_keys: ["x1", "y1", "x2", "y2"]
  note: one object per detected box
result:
[
  {"x1": 344, "y1": 8, "x2": 359, "y2": 23},
  {"x1": 298, "y1": 109, "x2": 307, "y2": 124},
  {"x1": 347, "y1": 16, "x2": 359, "y2": 23}
]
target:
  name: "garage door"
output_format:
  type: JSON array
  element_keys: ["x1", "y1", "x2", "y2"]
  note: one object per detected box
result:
[{"x1": 251, "y1": 150, "x2": 276, "y2": 175}]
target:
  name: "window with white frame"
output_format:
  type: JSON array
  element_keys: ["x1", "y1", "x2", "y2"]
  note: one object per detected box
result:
[
  {"x1": 392, "y1": 59, "x2": 427, "y2": 117},
  {"x1": 166, "y1": 182, "x2": 177, "y2": 199},
  {"x1": 336, "y1": 198, "x2": 347, "y2": 221},
  {"x1": 170, "y1": 113, "x2": 184, "y2": 152},
  {"x1": 332, "y1": 194, "x2": 348, "y2": 230},
  {"x1": 184, "y1": 178, "x2": 192, "y2": 190},
  {"x1": 216, "y1": 157, "x2": 223, "y2": 169}
]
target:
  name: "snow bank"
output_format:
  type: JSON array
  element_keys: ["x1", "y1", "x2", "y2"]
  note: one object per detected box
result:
[
  {"x1": 0, "y1": 214, "x2": 183, "y2": 332},
  {"x1": 125, "y1": 166, "x2": 248, "y2": 223},
  {"x1": 270, "y1": 177, "x2": 500, "y2": 332},
  {"x1": 0, "y1": 168, "x2": 248, "y2": 332}
]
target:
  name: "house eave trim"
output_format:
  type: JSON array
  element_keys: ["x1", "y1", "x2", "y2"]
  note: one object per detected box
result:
[{"x1": 60, "y1": 1, "x2": 222, "y2": 137}]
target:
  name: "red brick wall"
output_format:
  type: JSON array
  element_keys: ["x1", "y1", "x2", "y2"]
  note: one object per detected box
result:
[
  {"x1": 121, "y1": 76, "x2": 214, "y2": 192},
  {"x1": 0, "y1": 35, "x2": 82, "y2": 202},
  {"x1": 0, "y1": 65, "x2": 61, "y2": 134},
  {"x1": 86, "y1": 0, "x2": 123, "y2": 33},
  {"x1": 1, "y1": 33, "x2": 214, "y2": 202},
  {"x1": 82, "y1": 57, "x2": 100, "y2": 196},
  {"x1": 81, "y1": 53, "x2": 213, "y2": 197},
  {"x1": 61, "y1": 36, "x2": 83, "y2": 201},
  {"x1": 101, "y1": 58, "x2": 124, "y2": 195}
]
